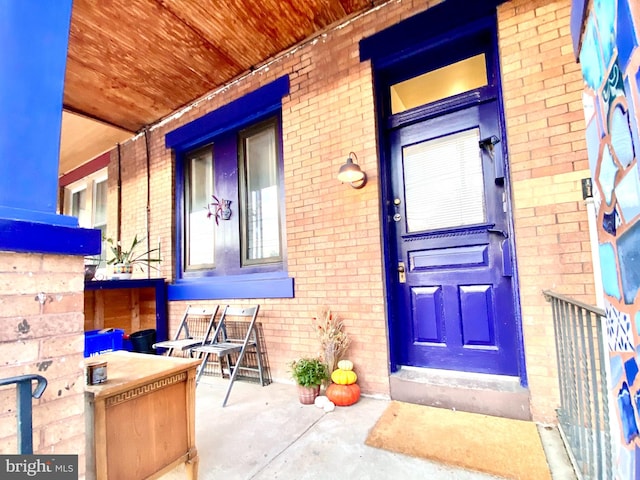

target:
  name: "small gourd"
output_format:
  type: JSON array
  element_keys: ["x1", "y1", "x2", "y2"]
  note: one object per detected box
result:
[
  {"x1": 331, "y1": 368, "x2": 357, "y2": 385},
  {"x1": 337, "y1": 359, "x2": 354, "y2": 371},
  {"x1": 326, "y1": 383, "x2": 360, "y2": 406}
]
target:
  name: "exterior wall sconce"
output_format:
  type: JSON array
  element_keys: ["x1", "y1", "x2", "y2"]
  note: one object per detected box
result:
[{"x1": 337, "y1": 152, "x2": 367, "y2": 189}]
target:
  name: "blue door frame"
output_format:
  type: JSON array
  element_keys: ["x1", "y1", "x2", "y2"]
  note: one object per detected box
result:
[{"x1": 360, "y1": 2, "x2": 527, "y2": 384}]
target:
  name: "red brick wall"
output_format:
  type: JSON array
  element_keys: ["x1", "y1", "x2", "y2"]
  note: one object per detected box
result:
[
  {"x1": 498, "y1": 0, "x2": 595, "y2": 421},
  {"x1": 107, "y1": 0, "x2": 594, "y2": 422},
  {"x1": 0, "y1": 253, "x2": 86, "y2": 471}
]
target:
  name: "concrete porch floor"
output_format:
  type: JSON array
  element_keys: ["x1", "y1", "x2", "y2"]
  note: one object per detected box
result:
[{"x1": 160, "y1": 377, "x2": 577, "y2": 480}]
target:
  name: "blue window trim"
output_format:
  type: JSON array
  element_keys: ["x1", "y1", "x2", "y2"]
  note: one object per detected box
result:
[
  {"x1": 165, "y1": 75, "x2": 293, "y2": 300},
  {"x1": 168, "y1": 272, "x2": 294, "y2": 300},
  {"x1": 166, "y1": 76, "x2": 290, "y2": 152}
]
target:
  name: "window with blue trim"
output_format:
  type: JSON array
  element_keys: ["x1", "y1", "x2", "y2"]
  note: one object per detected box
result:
[
  {"x1": 180, "y1": 115, "x2": 284, "y2": 277},
  {"x1": 166, "y1": 76, "x2": 293, "y2": 300}
]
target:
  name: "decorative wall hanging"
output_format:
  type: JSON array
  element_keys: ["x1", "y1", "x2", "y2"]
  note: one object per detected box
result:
[{"x1": 206, "y1": 195, "x2": 232, "y2": 225}]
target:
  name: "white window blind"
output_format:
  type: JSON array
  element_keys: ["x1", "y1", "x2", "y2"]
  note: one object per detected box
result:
[{"x1": 403, "y1": 128, "x2": 486, "y2": 232}]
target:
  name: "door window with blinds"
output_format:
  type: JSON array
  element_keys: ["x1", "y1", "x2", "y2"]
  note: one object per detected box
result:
[
  {"x1": 403, "y1": 128, "x2": 486, "y2": 232},
  {"x1": 181, "y1": 116, "x2": 284, "y2": 277}
]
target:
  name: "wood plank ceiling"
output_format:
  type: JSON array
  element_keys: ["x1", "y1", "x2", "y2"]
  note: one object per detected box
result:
[{"x1": 64, "y1": 0, "x2": 374, "y2": 134}]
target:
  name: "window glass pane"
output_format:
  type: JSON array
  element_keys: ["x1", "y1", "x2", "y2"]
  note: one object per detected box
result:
[
  {"x1": 403, "y1": 128, "x2": 486, "y2": 232},
  {"x1": 390, "y1": 54, "x2": 487, "y2": 114},
  {"x1": 72, "y1": 188, "x2": 89, "y2": 227},
  {"x1": 94, "y1": 179, "x2": 107, "y2": 227},
  {"x1": 186, "y1": 148, "x2": 215, "y2": 267},
  {"x1": 243, "y1": 125, "x2": 281, "y2": 262}
]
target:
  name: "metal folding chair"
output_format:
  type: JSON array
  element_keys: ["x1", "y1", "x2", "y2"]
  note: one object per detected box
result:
[
  {"x1": 190, "y1": 305, "x2": 264, "y2": 407},
  {"x1": 152, "y1": 305, "x2": 219, "y2": 356}
]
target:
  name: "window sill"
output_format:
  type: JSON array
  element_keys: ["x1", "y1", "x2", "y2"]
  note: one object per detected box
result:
[{"x1": 167, "y1": 273, "x2": 294, "y2": 300}]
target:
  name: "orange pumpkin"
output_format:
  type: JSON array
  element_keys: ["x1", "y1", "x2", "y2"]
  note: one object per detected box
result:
[{"x1": 326, "y1": 383, "x2": 360, "y2": 406}]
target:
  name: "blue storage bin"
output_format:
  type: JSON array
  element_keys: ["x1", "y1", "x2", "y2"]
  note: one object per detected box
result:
[{"x1": 84, "y1": 328, "x2": 125, "y2": 357}]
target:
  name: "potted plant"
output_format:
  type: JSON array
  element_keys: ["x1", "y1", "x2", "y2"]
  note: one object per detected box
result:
[
  {"x1": 289, "y1": 357, "x2": 329, "y2": 405},
  {"x1": 106, "y1": 235, "x2": 161, "y2": 280}
]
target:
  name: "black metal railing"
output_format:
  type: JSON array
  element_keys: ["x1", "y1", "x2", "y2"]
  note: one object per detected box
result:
[
  {"x1": 544, "y1": 290, "x2": 613, "y2": 480},
  {"x1": 0, "y1": 374, "x2": 47, "y2": 454}
]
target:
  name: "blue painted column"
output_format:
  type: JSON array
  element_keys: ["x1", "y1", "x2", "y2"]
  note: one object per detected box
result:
[{"x1": 0, "y1": 0, "x2": 99, "y2": 255}]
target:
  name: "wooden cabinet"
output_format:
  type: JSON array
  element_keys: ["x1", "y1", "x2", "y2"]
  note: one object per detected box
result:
[
  {"x1": 84, "y1": 279, "x2": 168, "y2": 343},
  {"x1": 85, "y1": 351, "x2": 201, "y2": 480}
]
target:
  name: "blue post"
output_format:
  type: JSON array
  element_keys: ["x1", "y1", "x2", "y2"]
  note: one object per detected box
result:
[{"x1": 0, "y1": 0, "x2": 100, "y2": 255}]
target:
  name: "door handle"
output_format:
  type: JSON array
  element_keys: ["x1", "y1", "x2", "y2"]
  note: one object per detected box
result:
[{"x1": 397, "y1": 262, "x2": 406, "y2": 283}]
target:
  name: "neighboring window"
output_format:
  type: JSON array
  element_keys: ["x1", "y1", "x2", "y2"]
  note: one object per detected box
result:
[
  {"x1": 63, "y1": 167, "x2": 108, "y2": 263},
  {"x1": 180, "y1": 115, "x2": 284, "y2": 278},
  {"x1": 239, "y1": 119, "x2": 282, "y2": 265}
]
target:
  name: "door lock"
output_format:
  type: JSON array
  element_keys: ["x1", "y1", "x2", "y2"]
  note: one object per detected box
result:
[{"x1": 397, "y1": 262, "x2": 406, "y2": 283}]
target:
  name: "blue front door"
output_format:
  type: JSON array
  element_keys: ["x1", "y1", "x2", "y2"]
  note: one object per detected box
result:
[{"x1": 389, "y1": 101, "x2": 519, "y2": 375}]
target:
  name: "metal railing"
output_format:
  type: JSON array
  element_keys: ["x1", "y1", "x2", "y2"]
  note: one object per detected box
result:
[
  {"x1": 0, "y1": 374, "x2": 47, "y2": 454},
  {"x1": 544, "y1": 290, "x2": 613, "y2": 480}
]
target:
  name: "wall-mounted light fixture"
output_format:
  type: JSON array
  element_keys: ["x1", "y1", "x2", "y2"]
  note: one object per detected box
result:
[{"x1": 337, "y1": 152, "x2": 367, "y2": 189}]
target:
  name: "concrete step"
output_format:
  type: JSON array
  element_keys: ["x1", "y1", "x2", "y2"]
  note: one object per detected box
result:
[{"x1": 389, "y1": 366, "x2": 532, "y2": 420}]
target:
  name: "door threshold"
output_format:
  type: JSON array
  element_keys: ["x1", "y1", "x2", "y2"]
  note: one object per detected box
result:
[{"x1": 390, "y1": 366, "x2": 531, "y2": 420}]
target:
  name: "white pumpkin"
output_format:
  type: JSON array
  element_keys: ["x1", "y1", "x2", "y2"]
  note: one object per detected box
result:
[{"x1": 323, "y1": 401, "x2": 335, "y2": 413}]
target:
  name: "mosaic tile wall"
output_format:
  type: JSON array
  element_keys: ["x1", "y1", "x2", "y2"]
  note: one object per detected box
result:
[{"x1": 579, "y1": 0, "x2": 640, "y2": 475}]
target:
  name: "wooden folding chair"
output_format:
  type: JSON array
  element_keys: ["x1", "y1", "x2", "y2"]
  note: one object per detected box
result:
[
  {"x1": 190, "y1": 305, "x2": 264, "y2": 407},
  {"x1": 152, "y1": 305, "x2": 219, "y2": 356}
]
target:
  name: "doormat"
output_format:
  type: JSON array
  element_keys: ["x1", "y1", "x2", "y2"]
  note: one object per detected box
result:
[{"x1": 365, "y1": 401, "x2": 551, "y2": 480}]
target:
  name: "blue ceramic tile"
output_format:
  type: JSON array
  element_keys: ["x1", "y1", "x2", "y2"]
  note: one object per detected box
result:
[
  {"x1": 612, "y1": 355, "x2": 625, "y2": 383},
  {"x1": 580, "y1": 15, "x2": 605, "y2": 91},
  {"x1": 594, "y1": 0, "x2": 616, "y2": 68},
  {"x1": 586, "y1": 113, "x2": 602, "y2": 175},
  {"x1": 619, "y1": 445, "x2": 635, "y2": 479},
  {"x1": 600, "y1": 242, "x2": 621, "y2": 300},
  {"x1": 603, "y1": 208, "x2": 618, "y2": 236},
  {"x1": 624, "y1": 77, "x2": 640, "y2": 166},
  {"x1": 599, "y1": 144, "x2": 619, "y2": 205},
  {"x1": 615, "y1": 170, "x2": 640, "y2": 223},
  {"x1": 626, "y1": 358, "x2": 640, "y2": 386},
  {"x1": 618, "y1": 222, "x2": 640, "y2": 304},
  {"x1": 619, "y1": 382, "x2": 639, "y2": 443},
  {"x1": 607, "y1": 303, "x2": 635, "y2": 352},
  {"x1": 617, "y1": 0, "x2": 638, "y2": 73},
  {"x1": 610, "y1": 105, "x2": 636, "y2": 168}
]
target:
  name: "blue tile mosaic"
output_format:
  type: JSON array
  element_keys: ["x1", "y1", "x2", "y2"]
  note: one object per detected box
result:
[
  {"x1": 615, "y1": 170, "x2": 640, "y2": 223},
  {"x1": 624, "y1": 77, "x2": 640, "y2": 170},
  {"x1": 612, "y1": 354, "x2": 625, "y2": 383},
  {"x1": 605, "y1": 62, "x2": 626, "y2": 128},
  {"x1": 610, "y1": 105, "x2": 636, "y2": 168},
  {"x1": 580, "y1": 15, "x2": 605, "y2": 91},
  {"x1": 586, "y1": 111, "x2": 601, "y2": 175},
  {"x1": 599, "y1": 144, "x2": 619, "y2": 205},
  {"x1": 618, "y1": 221, "x2": 640, "y2": 304},
  {"x1": 607, "y1": 302, "x2": 635, "y2": 351},
  {"x1": 603, "y1": 208, "x2": 618, "y2": 236},
  {"x1": 619, "y1": 381, "x2": 639, "y2": 443},
  {"x1": 601, "y1": 243, "x2": 622, "y2": 301},
  {"x1": 620, "y1": 444, "x2": 636, "y2": 478},
  {"x1": 617, "y1": 0, "x2": 638, "y2": 73},
  {"x1": 626, "y1": 358, "x2": 640, "y2": 386},
  {"x1": 594, "y1": 0, "x2": 616, "y2": 69}
]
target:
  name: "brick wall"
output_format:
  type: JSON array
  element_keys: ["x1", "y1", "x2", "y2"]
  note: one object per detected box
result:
[
  {"x1": 0, "y1": 252, "x2": 86, "y2": 472},
  {"x1": 107, "y1": 0, "x2": 595, "y2": 422},
  {"x1": 498, "y1": 0, "x2": 595, "y2": 421}
]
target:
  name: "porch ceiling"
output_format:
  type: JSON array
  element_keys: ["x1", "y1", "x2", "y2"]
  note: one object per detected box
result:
[{"x1": 64, "y1": 0, "x2": 373, "y2": 133}]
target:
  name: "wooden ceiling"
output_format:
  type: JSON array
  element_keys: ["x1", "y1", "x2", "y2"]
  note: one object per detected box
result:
[{"x1": 64, "y1": 0, "x2": 374, "y2": 134}]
